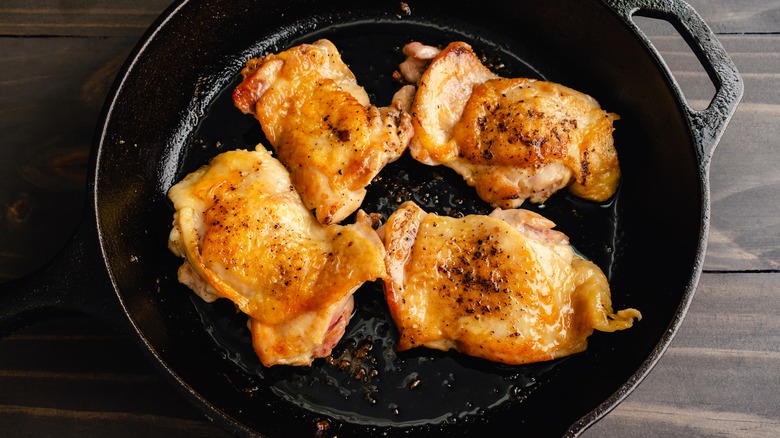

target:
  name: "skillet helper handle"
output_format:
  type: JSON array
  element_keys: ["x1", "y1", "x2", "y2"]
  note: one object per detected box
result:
[
  {"x1": 0, "y1": 216, "x2": 130, "y2": 337},
  {"x1": 609, "y1": 0, "x2": 744, "y2": 164}
]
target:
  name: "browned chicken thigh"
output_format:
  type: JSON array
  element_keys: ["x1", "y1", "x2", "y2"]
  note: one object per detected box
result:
[
  {"x1": 380, "y1": 201, "x2": 640, "y2": 365},
  {"x1": 233, "y1": 39, "x2": 415, "y2": 224},
  {"x1": 399, "y1": 41, "x2": 621, "y2": 208},
  {"x1": 167, "y1": 147, "x2": 387, "y2": 366}
]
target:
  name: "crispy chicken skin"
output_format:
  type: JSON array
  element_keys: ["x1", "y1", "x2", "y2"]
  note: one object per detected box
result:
[
  {"x1": 380, "y1": 201, "x2": 640, "y2": 365},
  {"x1": 233, "y1": 39, "x2": 415, "y2": 224},
  {"x1": 400, "y1": 41, "x2": 621, "y2": 208},
  {"x1": 167, "y1": 147, "x2": 387, "y2": 366}
]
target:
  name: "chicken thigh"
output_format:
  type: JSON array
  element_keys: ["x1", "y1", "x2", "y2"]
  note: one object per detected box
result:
[
  {"x1": 399, "y1": 41, "x2": 621, "y2": 208},
  {"x1": 380, "y1": 201, "x2": 640, "y2": 365},
  {"x1": 167, "y1": 147, "x2": 387, "y2": 366},
  {"x1": 233, "y1": 39, "x2": 415, "y2": 224}
]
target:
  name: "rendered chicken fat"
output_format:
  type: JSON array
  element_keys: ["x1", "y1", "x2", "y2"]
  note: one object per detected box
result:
[
  {"x1": 380, "y1": 201, "x2": 641, "y2": 365},
  {"x1": 167, "y1": 147, "x2": 387, "y2": 366}
]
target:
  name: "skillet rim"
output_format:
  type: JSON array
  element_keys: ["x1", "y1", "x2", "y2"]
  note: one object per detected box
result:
[{"x1": 88, "y1": 0, "x2": 741, "y2": 436}]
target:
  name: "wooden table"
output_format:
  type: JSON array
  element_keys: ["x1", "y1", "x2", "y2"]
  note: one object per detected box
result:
[{"x1": 1, "y1": 1, "x2": 778, "y2": 436}]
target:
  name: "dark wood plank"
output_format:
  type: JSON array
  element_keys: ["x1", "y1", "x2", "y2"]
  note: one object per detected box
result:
[
  {"x1": 705, "y1": 36, "x2": 780, "y2": 272},
  {"x1": 3, "y1": 0, "x2": 779, "y2": 37},
  {"x1": 0, "y1": 407, "x2": 226, "y2": 438},
  {"x1": 0, "y1": 36, "x2": 136, "y2": 281},
  {"x1": 686, "y1": 0, "x2": 780, "y2": 34},
  {"x1": 0, "y1": 0, "x2": 172, "y2": 37},
  {"x1": 585, "y1": 272, "x2": 780, "y2": 437},
  {"x1": 0, "y1": 317, "x2": 230, "y2": 437}
]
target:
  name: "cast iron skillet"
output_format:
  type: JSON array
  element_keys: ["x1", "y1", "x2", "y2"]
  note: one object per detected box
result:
[{"x1": 0, "y1": 0, "x2": 742, "y2": 436}]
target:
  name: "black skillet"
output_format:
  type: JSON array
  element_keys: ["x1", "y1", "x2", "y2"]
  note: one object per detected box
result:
[{"x1": 0, "y1": 0, "x2": 742, "y2": 436}]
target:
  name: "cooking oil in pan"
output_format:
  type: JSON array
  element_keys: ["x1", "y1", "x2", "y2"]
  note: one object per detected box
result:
[
  {"x1": 180, "y1": 18, "x2": 621, "y2": 432},
  {"x1": 190, "y1": 283, "x2": 558, "y2": 428}
]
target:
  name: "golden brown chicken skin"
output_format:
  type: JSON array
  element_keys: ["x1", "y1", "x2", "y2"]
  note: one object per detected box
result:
[
  {"x1": 167, "y1": 147, "x2": 387, "y2": 366},
  {"x1": 400, "y1": 41, "x2": 621, "y2": 208},
  {"x1": 233, "y1": 39, "x2": 414, "y2": 224},
  {"x1": 380, "y1": 201, "x2": 640, "y2": 365}
]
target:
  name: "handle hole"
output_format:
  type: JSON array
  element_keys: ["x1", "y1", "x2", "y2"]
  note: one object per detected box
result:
[{"x1": 632, "y1": 15, "x2": 716, "y2": 111}]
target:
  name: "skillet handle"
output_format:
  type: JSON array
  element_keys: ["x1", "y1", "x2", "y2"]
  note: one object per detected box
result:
[
  {"x1": 607, "y1": 0, "x2": 744, "y2": 164},
  {"x1": 0, "y1": 214, "x2": 131, "y2": 338}
]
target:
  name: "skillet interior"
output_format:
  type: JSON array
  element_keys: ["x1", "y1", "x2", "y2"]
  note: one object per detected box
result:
[{"x1": 94, "y1": 0, "x2": 701, "y2": 436}]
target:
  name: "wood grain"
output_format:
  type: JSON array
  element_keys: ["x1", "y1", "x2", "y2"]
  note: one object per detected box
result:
[
  {"x1": 1, "y1": 0, "x2": 779, "y2": 437},
  {"x1": 585, "y1": 273, "x2": 780, "y2": 437},
  {"x1": 0, "y1": 0, "x2": 173, "y2": 36},
  {"x1": 0, "y1": 37, "x2": 134, "y2": 281},
  {"x1": 630, "y1": 19, "x2": 780, "y2": 271},
  {"x1": 0, "y1": 317, "x2": 231, "y2": 437}
]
